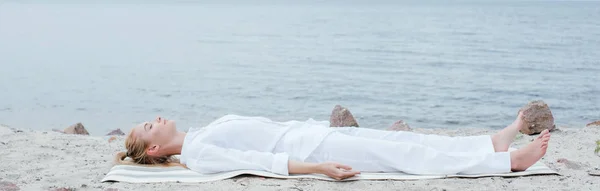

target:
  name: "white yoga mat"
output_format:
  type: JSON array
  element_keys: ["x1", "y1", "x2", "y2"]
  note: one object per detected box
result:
[{"x1": 102, "y1": 161, "x2": 558, "y2": 183}]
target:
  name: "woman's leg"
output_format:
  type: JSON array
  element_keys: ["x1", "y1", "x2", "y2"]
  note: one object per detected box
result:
[
  {"x1": 334, "y1": 127, "x2": 495, "y2": 154},
  {"x1": 334, "y1": 112, "x2": 526, "y2": 153},
  {"x1": 491, "y1": 112, "x2": 526, "y2": 152},
  {"x1": 305, "y1": 130, "x2": 550, "y2": 175}
]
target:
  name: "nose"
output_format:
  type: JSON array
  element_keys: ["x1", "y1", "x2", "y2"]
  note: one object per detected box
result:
[{"x1": 155, "y1": 116, "x2": 162, "y2": 123}]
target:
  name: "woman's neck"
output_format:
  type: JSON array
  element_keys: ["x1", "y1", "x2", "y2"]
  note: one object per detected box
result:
[{"x1": 163, "y1": 131, "x2": 187, "y2": 155}]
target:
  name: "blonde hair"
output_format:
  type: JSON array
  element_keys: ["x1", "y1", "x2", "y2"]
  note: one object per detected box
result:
[{"x1": 114, "y1": 130, "x2": 184, "y2": 167}]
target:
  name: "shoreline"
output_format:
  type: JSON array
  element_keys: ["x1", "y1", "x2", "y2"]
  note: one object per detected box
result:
[{"x1": 1, "y1": 125, "x2": 599, "y2": 191}]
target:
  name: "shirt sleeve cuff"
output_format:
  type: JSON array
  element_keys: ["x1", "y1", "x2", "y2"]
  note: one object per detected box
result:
[{"x1": 271, "y1": 153, "x2": 290, "y2": 175}]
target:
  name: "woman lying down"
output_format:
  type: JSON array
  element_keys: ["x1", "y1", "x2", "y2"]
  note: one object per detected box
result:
[{"x1": 115, "y1": 113, "x2": 550, "y2": 180}]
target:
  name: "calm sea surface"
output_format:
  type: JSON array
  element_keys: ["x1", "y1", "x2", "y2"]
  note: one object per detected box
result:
[{"x1": 0, "y1": 1, "x2": 599, "y2": 135}]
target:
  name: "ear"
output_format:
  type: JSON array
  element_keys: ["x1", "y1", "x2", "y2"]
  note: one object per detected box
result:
[{"x1": 146, "y1": 145, "x2": 161, "y2": 156}]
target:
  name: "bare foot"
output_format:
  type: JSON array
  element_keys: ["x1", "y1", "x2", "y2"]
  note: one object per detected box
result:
[
  {"x1": 510, "y1": 129, "x2": 550, "y2": 171},
  {"x1": 492, "y1": 112, "x2": 526, "y2": 152}
]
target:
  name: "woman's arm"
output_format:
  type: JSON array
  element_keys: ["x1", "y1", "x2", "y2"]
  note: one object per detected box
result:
[
  {"x1": 186, "y1": 143, "x2": 290, "y2": 175},
  {"x1": 288, "y1": 160, "x2": 360, "y2": 180},
  {"x1": 186, "y1": 143, "x2": 359, "y2": 180}
]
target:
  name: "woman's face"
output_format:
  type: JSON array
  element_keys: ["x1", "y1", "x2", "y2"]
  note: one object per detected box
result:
[{"x1": 132, "y1": 116, "x2": 178, "y2": 148}]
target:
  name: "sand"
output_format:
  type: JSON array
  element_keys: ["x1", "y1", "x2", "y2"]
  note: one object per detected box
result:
[{"x1": 1, "y1": 124, "x2": 599, "y2": 191}]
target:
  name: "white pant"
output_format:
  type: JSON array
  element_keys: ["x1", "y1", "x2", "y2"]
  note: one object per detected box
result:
[{"x1": 304, "y1": 127, "x2": 511, "y2": 175}]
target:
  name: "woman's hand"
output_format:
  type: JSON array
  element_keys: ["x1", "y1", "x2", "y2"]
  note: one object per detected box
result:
[
  {"x1": 316, "y1": 162, "x2": 360, "y2": 180},
  {"x1": 287, "y1": 160, "x2": 359, "y2": 180}
]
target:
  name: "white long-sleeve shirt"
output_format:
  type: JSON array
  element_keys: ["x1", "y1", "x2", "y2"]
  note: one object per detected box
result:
[{"x1": 180, "y1": 114, "x2": 335, "y2": 175}]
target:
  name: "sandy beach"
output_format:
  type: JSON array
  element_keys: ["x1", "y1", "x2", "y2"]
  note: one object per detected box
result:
[{"x1": 1, "y1": 124, "x2": 599, "y2": 191}]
